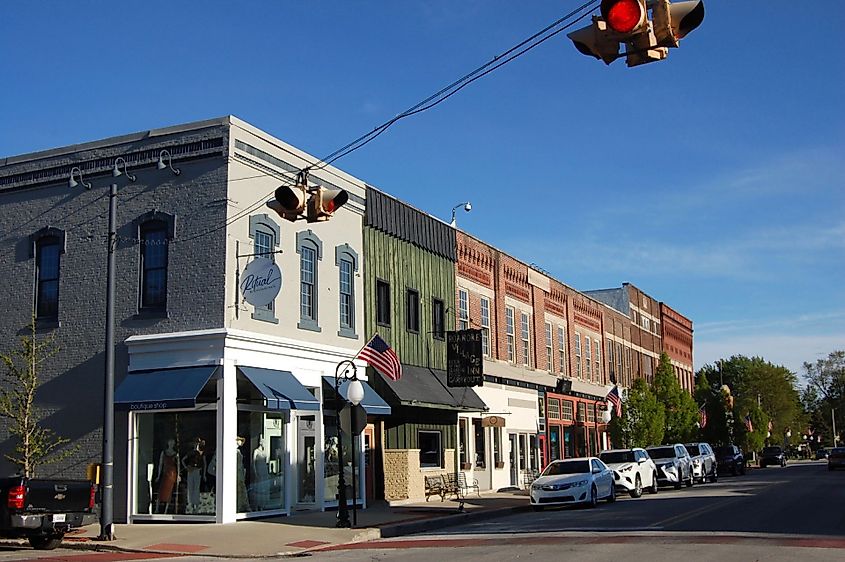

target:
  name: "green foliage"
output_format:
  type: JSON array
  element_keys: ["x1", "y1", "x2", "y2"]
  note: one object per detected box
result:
[
  {"x1": 0, "y1": 320, "x2": 75, "y2": 477},
  {"x1": 652, "y1": 352, "x2": 698, "y2": 443},
  {"x1": 609, "y1": 378, "x2": 665, "y2": 448},
  {"x1": 802, "y1": 351, "x2": 845, "y2": 447}
]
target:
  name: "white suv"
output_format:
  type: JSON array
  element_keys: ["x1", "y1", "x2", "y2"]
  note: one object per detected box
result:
[{"x1": 599, "y1": 448, "x2": 659, "y2": 498}]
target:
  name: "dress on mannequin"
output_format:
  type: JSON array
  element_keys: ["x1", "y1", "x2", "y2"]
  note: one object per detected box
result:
[
  {"x1": 252, "y1": 436, "x2": 270, "y2": 510},
  {"x1": 236, "y1": 436, "x2": 251, "y2": 512},
  {"x1": 182, "y1": 438, "x2": 206, "y2": 513},
  {"x1": 156, "y1": 438, "x2": 179, "y2": 514}
]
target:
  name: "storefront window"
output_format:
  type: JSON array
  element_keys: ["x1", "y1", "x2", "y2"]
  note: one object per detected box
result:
[
  {"x1": 518, "y1": 434, "x2": 527, "y2": 470},
  {"x1": 419, "y1": 430, "x2": 442, "y2": 468},
  {"x1": 459, "y1": 418, "x2": 468, "y2": 466},
  {"x1": 493, "y1": 426, "x2": 502, "y2": 465},
  {"x1": 134, "y1": 410, "x2": 217, "y2": 516},
  {"x1": 473, "y1": 419, "x2": 486, "y2": 468},
  {"x1": 237, "y1": 411, "x2": 287, "y2": 513},
  {"x1": 549, "y1": 425, "x2": 561, "y2": 462},
  {"x1": 529, "y1": 435, "x2": 538, "y2": 470}
]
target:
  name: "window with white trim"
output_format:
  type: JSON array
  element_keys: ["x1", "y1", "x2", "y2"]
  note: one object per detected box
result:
[
  {"x1": 458, "y1": 288, "x2": 469, "y2": 330},
  {"x1": 506, "y1": 307, "x2": 515, "y2": 363},
  {"x1": 520, "y1": 312, "x2": 530, "y2": 367},
  {"x1": 558, "y1": 325, "x2": 566, "y2": 373},
  {"x1": 296, "y1": 230, "x2": 322, "y2": 332},
  {"x1": 575, "y1": 331, "x2": 582, "y2": 379},
  {"x1": 585, "y1": 337, "x2": 592, "y2": 378},
  {"x1": 480, "y1": 297, "x2": 490, "y2": 356},
  {"x1": 545, "y1": 322, "x2": 553, "y2": 372},
  {"x1": 594, "y1": 339, "x2": 601, "y2": 383}
]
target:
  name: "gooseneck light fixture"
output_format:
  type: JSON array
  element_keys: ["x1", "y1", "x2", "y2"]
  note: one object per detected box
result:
[
  {"x1": 334, "y1": 359, "x2": 364, "y2": 528},
  {"x1": 450, "y1": 201, "x2": 472, "y2": 227},
  {"x1": 112, "y1": 157, "x2": 136, "y2": 182},
  {"x1": 157, "y1": 149, "x2": 181, "y2": 175},
  {"x1": 68, "y1": 166, "x2": 92, "y2": 189}
]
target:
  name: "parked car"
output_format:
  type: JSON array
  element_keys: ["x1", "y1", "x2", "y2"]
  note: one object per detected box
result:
[
  {"x1": 685, "y1": 442, "x2": 718, "y2": 484},
  {"x1": 815, "y1": 448, "x2": 830, "y2": 460},
  {"x1": 827, "y1": 447, "x2": 845, "y2": 471},
  {"x1": 646, "y1": 444, "x2": 693, "y2": 489},
  {"x1": 0, "y1": 476, "x2": 97, "y2": 550},
  {"x1": 529, "y1": 457, "x2": 615, "y2": 510},
  {"x1": 714, "y1": 444, "x2": 746, "y2": 475},
  {"x1": 599, "y1": 448, "x2": 659, "y2": 498},
  {"x1": 759, "y1": 446, "x2": 787, "y2": 468}
]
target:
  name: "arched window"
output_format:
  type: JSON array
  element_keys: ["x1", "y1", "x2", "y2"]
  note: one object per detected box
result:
[
  {"x1": 249, "y1": 214, "x2": 281, "y2": 323},
  {"x1": 335, "y1": 244, "x2": 359, "y2": 338},
  {"x1": 30, "y1": 227, "x2": 65, "y2": 321},
  {"x1": 140, "y1": 221, "x2": 169, "y2": 310}
]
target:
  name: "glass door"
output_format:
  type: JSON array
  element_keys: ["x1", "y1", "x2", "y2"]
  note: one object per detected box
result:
[
  {"x1": 296, "y1": 415, "x2": 317, "y2": 505},
  {"x1": 509, "y1": 434, "x2": 518, "y2": 486}
]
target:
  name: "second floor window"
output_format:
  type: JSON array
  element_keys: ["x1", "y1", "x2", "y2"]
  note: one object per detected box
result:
[
  {"x1": 35, "y1": 236, "x2": 61, "y2": 319},
  {"x1": 376, "y1": 279, "x2": 391, "y2": 326},
  {"x1": 575, "y1": 332, "x2": 582, "y2": 379},
  {"x1": 254, "y1": 229, "x2": 275, "y2": 313},
  {"x1": 585, "y1": 337, "x2": 592, "y2": 378},
  {"x1": 140, "y1": 222, "x2": 168, "y2": 310},
  {"x1": 406, "y1": 288, "x2": 420, "y2": 333},
  {"x1": 558, "y1": 325, "x2": 566, "y2": 374},
  {"x1": 300, "y1": 245, "x2": 316, "y2": 321},
  {"x1": 339, "y1": 258, "x2": 354, "y2": 330},
  {"x1": 432, "y1": 298, "x2": 445, "y2": 339},
  {"x1": 545, "y1": 322, "x2": 553, "y2": 373},
  {"x1": 521, "y1": 312, "x2": 530, "y2": 367},
  {"x1": 458, "y1": 289, "x2": 469, "y2": 330},
  {"x1": 505, "y1": 307, "x2": 515, "y2": 363},
  {"x1": 480, "y1": 297, "x2": 490, "y2": 356}
]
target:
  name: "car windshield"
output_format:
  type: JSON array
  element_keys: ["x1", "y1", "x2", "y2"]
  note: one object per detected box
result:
[
  {"x1": 762, "y1": 447, "x2": 782, "y2": 454},
  {"x1": 647, "y1": 447, "x2": 676, "y2": 459},
  {"x1": 600, "y1": 451, "x2": 635, "y2": 464},
  {"x1": 685, "y1": 445, "x2": 701, "y2": 456},
  {"x1": 714, "y1": 446, "x2": 734, "y2": 456},
  {"x1": 542, "y1": 460, "x2": 590, "y2": 476}
]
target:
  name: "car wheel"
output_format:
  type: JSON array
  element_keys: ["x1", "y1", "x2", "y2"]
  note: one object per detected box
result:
[
  {"x1": 607, "y1": 483, "x2": 616, "y2": 503},
  {"x1": 649, "y1": 472, "x2": 659, "y2": 494},
  {"x1": 532, "y1": 505, "x2": 544, "y2": 512},
  {"x1": 686, "y1": 470, "x2": 694, "y2": 487},
  {"x1": 710, "y1": 467, "x2": 718, "y2": 483},
  {"x1": 588, "y1": 485, "x2": 598, "y2": 508},
  {"x1": 630, "y1": 475, "x2": 643, "y2": 498},
  {"x1": 29, "y1": 535, "x2": 64, "y2": 550}
]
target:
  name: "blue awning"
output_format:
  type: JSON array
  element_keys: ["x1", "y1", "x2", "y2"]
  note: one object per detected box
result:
[
  {"x1": 239, "y1": 367, "x2": 320, "y2": 411},
  {"x1": 115, "y1": 366, "x2": 218, "y2": 411},
  {"x1": 322, "y1": 376, "x2": 392, "y2": 416}
]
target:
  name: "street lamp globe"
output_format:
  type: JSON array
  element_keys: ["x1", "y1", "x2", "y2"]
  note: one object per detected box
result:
[{"x1": 347, "y1": 379, "x2": 365, "y2": 406}]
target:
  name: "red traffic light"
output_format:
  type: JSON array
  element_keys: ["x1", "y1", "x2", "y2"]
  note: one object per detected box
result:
[{"x1": 601, "y1": 0, "x2": 645, "y2": 34}]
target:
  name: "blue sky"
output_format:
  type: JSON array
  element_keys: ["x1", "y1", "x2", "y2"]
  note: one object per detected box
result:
[{"x1": 1, "y1": 1, "x2": 842, "y2": 377}]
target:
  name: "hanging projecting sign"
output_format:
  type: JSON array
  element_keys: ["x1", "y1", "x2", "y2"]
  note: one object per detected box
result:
[
  {"x1": 240, "y1": 257, "x2": 282, "y2": 307},
  {"x1": 447, "y1": 329, "x2": 483, "y2": 387}
]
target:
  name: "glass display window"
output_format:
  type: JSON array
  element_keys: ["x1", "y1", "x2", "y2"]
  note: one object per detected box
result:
[
  {"x1": 236, "y1": 411, "x2": 288, "y2": 514},
  {"x1": 323, "y1": 411, "x2": 358, "y2": 505},
  {"x1": 134, "y1": 410, "x2": 217, "y2": 517}
]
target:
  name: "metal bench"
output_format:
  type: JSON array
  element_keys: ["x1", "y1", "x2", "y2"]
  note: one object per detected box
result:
[
  {"x1": 424, "y1": 475, "x2": 446, "y2": 502},
  {"x1": 443, "y1": 472, "x2": 480, "y2": 499},
  {"x1": 457, "y1": 472, "x2": 481, "y2": 497}
]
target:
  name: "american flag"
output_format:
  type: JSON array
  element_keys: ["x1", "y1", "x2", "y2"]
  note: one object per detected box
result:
[
  {"x1": 606, "y1": 386, "x2": 622, "y2": 417},
  {"x1": 698, "y1": 404, "x2": 708, "y2": 428},
  {"x1": 356, "y1": 334, "x2": 402, "y2": 381},
  {"x1": 744, "y1": 414, "x2": 754, "y2": 432}
]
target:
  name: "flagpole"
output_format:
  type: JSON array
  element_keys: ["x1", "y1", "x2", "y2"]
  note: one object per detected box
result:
[{"x1": 353, "y1": 333, "x2": 376, "y2": 360}]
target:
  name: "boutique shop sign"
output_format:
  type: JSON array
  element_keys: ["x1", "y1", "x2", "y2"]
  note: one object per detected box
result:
[{"x1": 240, "y1": 257, "x2": 282, "y2": 307}]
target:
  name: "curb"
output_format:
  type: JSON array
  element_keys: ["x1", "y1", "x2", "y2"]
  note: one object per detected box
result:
[{"x1": 378, "y1": 504, "x2": 530, "y2": 538}]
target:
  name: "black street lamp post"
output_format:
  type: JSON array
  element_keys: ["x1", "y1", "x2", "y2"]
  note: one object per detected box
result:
[{"x1": 334, "y1": 360, "x2": 364, "y2": 528}]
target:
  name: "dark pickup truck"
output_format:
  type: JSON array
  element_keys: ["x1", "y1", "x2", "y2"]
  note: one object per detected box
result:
[{"x1": 1, "y1": 476, "x2": 97, "y2": 550}]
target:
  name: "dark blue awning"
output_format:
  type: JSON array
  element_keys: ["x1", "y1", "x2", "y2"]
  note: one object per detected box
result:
[
  {"x1": 239, "y1": 367, "x2": 320, "y2": 411},
  {"x1": 115, "y1": 366, "x2": 218, "y2": 411},
  {"x1": 322, "y1": 376, "x2": 392, "y2": 416}
]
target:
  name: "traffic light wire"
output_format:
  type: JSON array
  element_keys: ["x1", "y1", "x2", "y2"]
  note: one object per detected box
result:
[{"x1": 307, "y1": 0, "x2": 600, "y2": 171}]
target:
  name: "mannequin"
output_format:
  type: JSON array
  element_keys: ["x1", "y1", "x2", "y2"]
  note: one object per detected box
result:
[
  {"x1": 252, "y1": 436, "x2": 270, "y2": 510},
  {"x1": 236, "y1": 436, "x2": 251, "y2": 512},
  {"x1": 182, "y1": 438, "x2": 206, "y2": 514},
  {"x1": 156, "y1": 438, "x2": 179, "y2": 514}
]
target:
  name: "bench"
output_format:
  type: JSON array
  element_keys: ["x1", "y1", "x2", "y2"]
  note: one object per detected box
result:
[
  {"x1": 424, "y1": 475, "x2": 445, "y2": 502},
  {"x1": 522, "y1": 469, "x2": 540, "y2": 487},
  {"x1": 444, "y1": 472, "x2": 480, "y2": 499}
]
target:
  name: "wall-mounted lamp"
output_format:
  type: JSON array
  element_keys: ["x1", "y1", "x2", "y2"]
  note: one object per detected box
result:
[
  {"x1": 68, "y1": 166, "x2": 92, "y2": 189},
  {"x1": 112, "y1": 157, "x2": 136, "y2": 182},
  {"x1": 450, "y1": 201, "x2": 472, "y2": 227},
  {"x1": 157, "y1": 149, "x2": 181, "y2": 176}
]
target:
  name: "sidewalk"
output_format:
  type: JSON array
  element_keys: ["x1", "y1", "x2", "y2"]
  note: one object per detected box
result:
[{"x1": 31, "y1": 490, "x2": 531, "y2": 558}]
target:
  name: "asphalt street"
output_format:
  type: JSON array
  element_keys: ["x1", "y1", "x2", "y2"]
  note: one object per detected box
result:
[{"x1": 0, "y1": 461, "x2": 842, "y2": 561}]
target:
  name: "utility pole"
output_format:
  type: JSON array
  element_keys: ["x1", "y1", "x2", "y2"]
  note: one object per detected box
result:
[{"x1": 834, "y1": 408, "x2": 839, "y2": 447}]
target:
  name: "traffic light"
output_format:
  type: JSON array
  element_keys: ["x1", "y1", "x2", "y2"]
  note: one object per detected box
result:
[
  {"x1": 567, "y1": 0, "x2": 704, "y2": 67},
  {"x1": 267, "y1": 182, "x2": 307, "y2": 223},
  {"x1": 307, "y1": 186, "x2": 349, "y2": 222},
  {"x1": 652, "y1": 0, "x2": 705, "y2": 48},
  {"x1": 266, "y1": 171, "x2": 349, "y2": 223}
]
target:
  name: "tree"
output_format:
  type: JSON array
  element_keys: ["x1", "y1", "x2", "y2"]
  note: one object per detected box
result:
[
  {"x1": 652, "y1": 352, "x2": 698, "y2": 443},
  {"x1": 0, "y1": 320, "x2": 75, "y2": 477},
  {"x1": 802, "y1": 351, "x2": 845, "y2": 446},
  {"x1": 609, "y1": 378, "x2": 665, "y2": 448}
]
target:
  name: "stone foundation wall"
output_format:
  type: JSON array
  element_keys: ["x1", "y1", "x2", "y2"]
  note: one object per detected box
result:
[{"x1": 383, "y1": 448, "x2": 456, "y2": 502}]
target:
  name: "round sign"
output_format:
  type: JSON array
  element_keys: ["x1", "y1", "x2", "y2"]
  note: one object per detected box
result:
[{"x1": 240, "y1": 257, "x2": 282, "y2": 307}]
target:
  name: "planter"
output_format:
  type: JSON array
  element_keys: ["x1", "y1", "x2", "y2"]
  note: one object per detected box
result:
[
  {"x1": 495, "y1": 461, "x2": 505, "y2": 469},
  {"x1": 461, "y1": 463, "x2": 472, "y2": 471}
]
